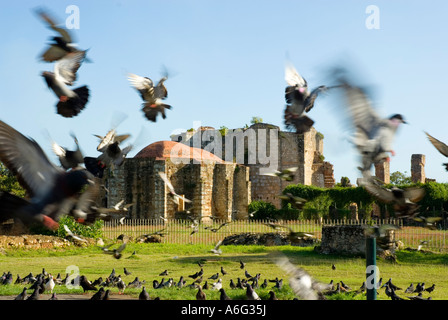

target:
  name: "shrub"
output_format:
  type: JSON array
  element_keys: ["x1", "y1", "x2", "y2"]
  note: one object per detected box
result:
[{"x1": 54, "y1": 215, "x2": 104, "y2": 239}]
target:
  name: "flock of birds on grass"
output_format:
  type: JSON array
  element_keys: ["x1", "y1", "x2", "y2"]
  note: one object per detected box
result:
[
  {"x1": 1, "y1": 256, "x2": 437, "y2": 300},
  {"x1": 1, "y1": 7, "x2": 448, "y2": 301}
]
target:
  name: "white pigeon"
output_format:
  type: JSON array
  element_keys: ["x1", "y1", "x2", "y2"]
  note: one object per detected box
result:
[
  {"x1": 63, "y1": 224, "x2": 87, "y2": 242},
  {"x1": 44, "y1": 274, "x2": 56, "y2": 293},
  {"x1": 158, "y1": 172, "x2": 192, "y2": 205},
  {"x1": 212, "y1": 279, "x2": 223, "y2": 290},
  {"x1": 272, "y1": 252, "x2": 333, "y2": 300}
]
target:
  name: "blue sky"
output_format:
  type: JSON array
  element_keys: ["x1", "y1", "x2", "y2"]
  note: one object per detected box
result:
[{"x1": 1, "y1": 0, "x2": 448, "y2": 184}]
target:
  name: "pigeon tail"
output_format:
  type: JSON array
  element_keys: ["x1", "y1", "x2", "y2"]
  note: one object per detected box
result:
[
  {"x1": 56, "y1": 85, "x2": 90, "y2": 118},
  {"x1": 284, "y1": 114, "x2": 314, "y2": 134}
]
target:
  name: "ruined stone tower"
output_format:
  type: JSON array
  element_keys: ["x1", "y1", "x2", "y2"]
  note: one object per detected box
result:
[
  {"x1": 411, "y1": 154, "x2": 426, "y2": 183},
  {"x1": 172, "y1": 123, "x2": 335, "y2": 208}
]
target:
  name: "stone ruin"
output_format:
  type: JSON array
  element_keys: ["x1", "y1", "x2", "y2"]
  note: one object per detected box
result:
[{"x1": 317, "y1": 225, "x2": 396, "y2": 257}]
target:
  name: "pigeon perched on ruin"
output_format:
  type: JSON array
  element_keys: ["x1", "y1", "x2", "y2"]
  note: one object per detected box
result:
[
  {"x1": 51, "y1": 133, "x2": 84, "y2": 170},
  {"x1": 128, "y1": 72, "x2": 171, "y2": 122},
  {"x1": 158, "y1": 172, "x2": 192, "y2": 205},
  {"x1": 35, "y1": 8, "x2": 90, "y2": 63},
  {"x1": 425, "y1": 132, "x2": 448, "y2": 171},
  {"x1": 283, "y1": 62, "x2": 333, "y2": 134},
  {"x1": 361, "y1": 176, "x2": 425, "y2": 219},
  {"x1": 0, "y1": 120, "x2": 94, "y2": 229},
  {"x1": 42, "y1": 50, "x2": 90, "y2": 118},
  {"x1": 332, "y1": 69, "x2": 407, "y2": 175},
  {"x1": 272, "y1": 252, "x2": 333, "y2": 300}
]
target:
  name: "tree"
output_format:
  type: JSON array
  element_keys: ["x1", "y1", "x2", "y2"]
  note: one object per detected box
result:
[
  {"x1": 250, "y1": 116, "x2": 263, "y2": 125},
  {"x1": 0, "y1": 163, "x2": 26, "y2": 197},
  {"x1": 390, "y1": 171, "x2": 412, "y2": 185}
]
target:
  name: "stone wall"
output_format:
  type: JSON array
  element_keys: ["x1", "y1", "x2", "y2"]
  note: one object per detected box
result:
[
  {"x1": 174, "y1": 124, "x2": 333, "y2": 208},
  {"x1": 318, "y1": 225, "x2": 395, "y2": 256},
  {"x1": 105, "y1": 158, "x2": 250, "y2": 221}
]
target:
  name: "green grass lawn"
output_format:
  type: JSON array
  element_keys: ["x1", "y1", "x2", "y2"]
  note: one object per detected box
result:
[{"x1": 0, "y1": 242, "x2": 447, "y2": 300}]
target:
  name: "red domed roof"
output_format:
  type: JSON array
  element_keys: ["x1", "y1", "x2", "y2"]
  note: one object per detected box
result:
[{"x1": 134, "y1": 140, "x2": 224, "y2": 163}]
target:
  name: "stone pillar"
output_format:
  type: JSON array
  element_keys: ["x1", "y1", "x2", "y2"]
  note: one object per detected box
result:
[
  {"x1": 323, "y1": 162, "x2": 336, "y2": 188},
  {"x1": 374, "y1": 160, "x2": 390, "y2": 184},
  {"x1": 411, "y1": 154, "x2": 425, "y2": 183}
]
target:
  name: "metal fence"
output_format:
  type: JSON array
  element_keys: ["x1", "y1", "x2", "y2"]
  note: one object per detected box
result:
[{"x1": 101, "y1": 218, "x2": 448, "y2": 252}]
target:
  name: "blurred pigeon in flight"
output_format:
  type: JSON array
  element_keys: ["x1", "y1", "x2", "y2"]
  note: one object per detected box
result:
[
  {"x1": 261, "y1": 167, "x2": 298, "y2": 181},
  {"x1": 284, "y1": 62, "x2": 333, "y2": 134},
  {"x1": 50, "y1": 132, "x2": 84, "y2": 170},
  {"x1": 362, "y1": 176, "x2": 425, "y2": 218},
  {"x1": 35, "y1": 8, "x2": 90, "y2": 63},
  {"x1": 272, "y1": 252, "x2": 333, "y2": 300},
  {"x1": 94, "y1": 128, "x2": 132, "y2": 168},
  {"x1": 0, "y1": 120, "x2": 94, "y2": 229},
  {"x1": 41, "y1": 50, "x2": 90, "y2": 118},
  {"x1": 158, "y1": 172, "x2": 192, "y2": 205},
  {"x1": 333, "y1": 71, "x2": 407, "y2": 175},
  {"x1": 128, "y1": 72, "x2": 171, "y2": 122},
  {"x1": 425, "y1": 132, "x2": 448, "y2": 171}
]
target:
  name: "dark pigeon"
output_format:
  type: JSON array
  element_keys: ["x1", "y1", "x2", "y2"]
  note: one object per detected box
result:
[
  {"x1": 128, "y1": 72, "x2": 171, "y2": 122},
  {"x1": 0, "y1": 120, "x2": 94, "y2": 229}
]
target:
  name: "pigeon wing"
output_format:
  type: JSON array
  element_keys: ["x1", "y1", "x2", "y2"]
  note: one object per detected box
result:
[
  {"x1": 340, "y1": 83, "x2": 384, "y2": 140},
  {"x1": 304, "y1": 85, "x2": 328, "y2": 112},
  {"x1": 0, "y1": 120, "x2": 61, "y2": 199},
  {"x1": 403, "y1": 187, "x2": 426, "y2": 203},
  {"x1": 425, "y1": 132, "x2": 448, "y2": 157},
  {"x1": 54, "y1": 51, "x2": 86, "y2": 85},
  {"x1": 362, "y1": 182, "x2": 396, "y2": 204},
  {"x1": 36, "y1": 8, "x2": 73, "y2": 43},
  {"x1": 285, "y1": 62, "x2": 307, "y2": 88},
  {"x1": 158, "y1": 172, "x2": 175, "y2": 193},
  {"x1": 128, "y1": 73, "x2": 155, "y2": 102}
]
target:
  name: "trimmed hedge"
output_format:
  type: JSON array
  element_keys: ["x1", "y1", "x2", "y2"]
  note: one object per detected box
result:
[{"x1": 249, "y1": 182, "x2": 448, "y2": 220}]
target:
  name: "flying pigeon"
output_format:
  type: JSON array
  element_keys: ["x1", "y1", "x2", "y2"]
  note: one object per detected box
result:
[
  {"x1": 284, "y1": 62, "x2": 333, "y2": 134},
  {"x1": 425, "y1": 132, "x2": 448, "y2": 171},
  {"x1": 50, "y1": 133, "x2": 84, "y2": 170},
  {"x1": 210, "y1": 240, "x2": 223, "y2": 255},
  {"x1": 361, "y1": 176, "x2": 425, "y2": 218},
  {"x1": 42, "y1": 50, "x2": 90, "y2": 118},
  {"x1": 261, "y1": 167, "x2": 298, "y2": 181},
  {"x1": 158, "y1": 172, "x2": 192, "y2": 205},
  {"x1": 272, "y1": 252, "x2": 333, "y2": 300},
  {"x1": 128, "y1": 72, "x2": 171, "y2": 122},
  {"x1": 332, "y1": 70, "x2": 407, "y2": 175},
  {"x1": 277, "y1": 192, "x2": 307, "y2": 210},
  {"x1": 35, "y1": 8, "x2": 90, "y2": 63},
  {"x1": 63, "y1": 224, "x2": 87, "y2": 242},
  {"x1": 0, "y1": 120, "x2": 94, "y2": 229}
]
